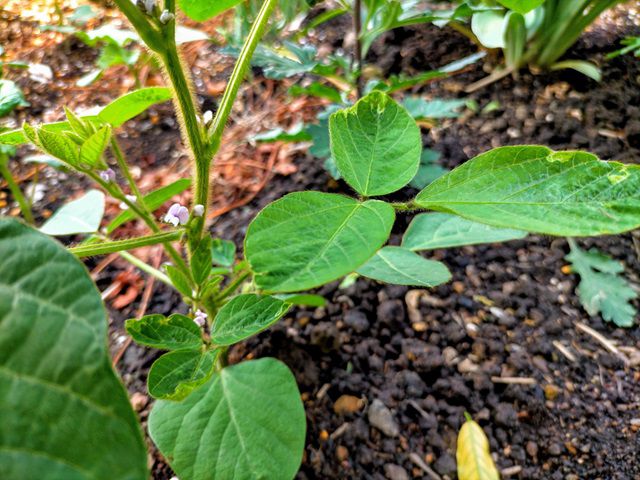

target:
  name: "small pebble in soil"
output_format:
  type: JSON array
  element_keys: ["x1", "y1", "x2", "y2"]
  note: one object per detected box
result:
[
  {"x1": 334, "y1": 395, "x2": 364, "y2": 415},
  {"x1": 434, "y1": 452, "x2": 457, "y2": 476},
  {"x1": 344, "y1": 309, "x2": 370, "y2": 333},
  {"x1": 368, "y1": 399, "x2": 400, "y2": 437},
  {"x1": 383, "y1": 463, "x2": 409, "y2": 480}
]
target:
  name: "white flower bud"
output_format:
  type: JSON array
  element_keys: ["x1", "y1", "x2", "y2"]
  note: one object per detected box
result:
[
  {"x1": 202, "y1": 110, "x2": 213, "y2": 126},
  {"x1": 160, "y1": 10, "x2": 174, "y2": 24},
  {"x1": 193, "y1": 204, "x2": 205, "y2": 217},
  {"x1": 144, "y1": 0, "x2": 155, "y2": 14}
]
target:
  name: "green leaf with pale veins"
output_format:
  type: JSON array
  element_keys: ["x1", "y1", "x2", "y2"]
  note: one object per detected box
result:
[
  {"x1": 0, "y1": 218, "x2": 147, "y2": 479},
  {"x1": 40, "y1": 189, "x2": 105, "y2": 235},
  {"x1": 211, "y1": 294, "x2": 290, "y2": 346},
  {"x1": 149, "y1": 358, "x2": 305, "y2": 480},
  {"x1": 415, "y1": 146, "x2": 640, "y2": 236},
  {"x1": 147, "y1": 349, "x2": 218, "y2": 401},
  {"x1": 403, "y1": 213, "x2": 527, "y2": 251},
  {"x1": 125, "y1": 313, "x2": 202, "y2": 350},
  {"x1": 329, "y1": 91, "x2": 422, "y2": 196},
  {"x1": 566, "y1": 242, "x2": 637, "y2": 327},
  {"x1": 356, "y1": 246, "x2": 451, "y2": 287},
  {"x1": 79, "y1": 124, "x2": 111, "y2": 167},
  {"x1": 245, "y1": 191, "x2": 395, "y2": 293}
]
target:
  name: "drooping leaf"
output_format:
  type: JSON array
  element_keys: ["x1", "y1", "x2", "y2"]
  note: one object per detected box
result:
[
  {"x1": 245, "y1": 191, "x2": 395, "y2": 292},
  {"x1": 40, "y1": 189, "x2": 105, "y2": 235},
  {"x1": 456, "y1": 416, "x2": 500, "y2": 480},
  {"x1": 97, "y1": 87, "x2": 172, "y2": 127},
  {"x1": 566, "y1": 242, "x2": 637, "y2": 327},
  {"x1": 356, "y1": 246, "x2": 451, "y2": 287},
  {"x1": 211, "y1": 238, "x2": 236, "y2": 267},
  {"x1": 125, "y1": 313, "x2": 202, "y2": 350},
  {"x1": 497, "y1": 0, "x2": 544, "y2": 14},
  {"x1": 329, "y1": 91, "x2": 422, "y2": 196},
  {"x1": 0, "y1": 79, "x2": 29, "y2": 117},
  {"x1": 178, "y1": 0, "x2": 244, "y2": 21},
  {"x1": 149, "y1": 358, "x2": 305, "y2": 480},
  {"x1": 211, "y1": 294, "x2": 290, "y2": 346},
  {"x1": 105, "y1": 178, "x2": 191, "y2": 234},
  {"x1": 147, "y1": 349, "x2": 218, "y2": 401},
  {"x1": 550, "y1": 60, "x2": 602, "y2": 82},
  {"x1": 414, "y1": 146, "x2": 640, "y2": 236},
  {"x1": 0, "y1": 218, "x2": 148, "y2": 479},
  {"x1": 403, "y1": 213, "x2": 527, "y2": 251}
]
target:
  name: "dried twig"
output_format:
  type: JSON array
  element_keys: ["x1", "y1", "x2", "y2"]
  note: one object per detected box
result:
[
  {"x1": 575, "y1": 322, "x2": 629, "y2": 366},
  {"x1": 553, "y1": 340, "x2": 577, "y2": 363},
  {"x1": 409, "y1": 453, "x2": 442, "y2": 480},
  {"x1": 491, "y1": 376, "x2": 537, "y2": 385}
]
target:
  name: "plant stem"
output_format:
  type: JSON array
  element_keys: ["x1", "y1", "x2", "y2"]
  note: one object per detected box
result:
[
  {"x1": 353, "y1": 0, "x2": 363, "y2": 98},
  {"x1": 0, "y1": 156, "x2": 34, "y2": 224},
  {"x1": 214, "y1": 270, "x2": 251, "y2": 302},
  {"x1": 69, "y1": 230, "x2": 183, "y2": 257},
  {"x1": 110, "y1": 137, "x2": 146, "y2": 208},
  {"x1": 112, "y1": 0, "x2": 165, "y2": 53},
  {"x1": 119, "y1": 250, "x2": 173, "y2": 286}
]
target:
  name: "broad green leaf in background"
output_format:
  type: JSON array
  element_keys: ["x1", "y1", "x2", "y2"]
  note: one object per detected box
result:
[
  {"x1": 0, "y1": 79, "x2": 29, "y2": 117},
  {"x1": 274, "y1": 293, "x2": 327, "y2": 307},
  {"x1": 330, "y1": 91, "x2": 422, "y2": 196},
  {"x1": 125, "y1": 313, "x2": 203, "y2": 350},
  {"x1": 415, "y1": 146, "x2": 640, "y2": 236},
  {"x1": 497, "y1": 0, "x2": 545, "y2": 14},
  {"x1": 409, "y1": 149, "x2": 448, "y2": 189},
  {"x1": 356, "y1": 246, "x2": 451, "y2": 287},
  {"x1": 402, "y1": 97, "x2": 467, "y2": 120},
  {"x1": 211, "y1": 238, "x2": 236, "y2": 267},
  {"x1": 471, "y1": 10, "x2": 507, "y2": 49},
  {"x1": 106, "y1": 178, "x2": 191, "y2": 234},
  {"x1": 566, "y1": 241, "x2": 637, "y2": 327},
  {"x1": 252, "y1": 122, "x2": 312, "y2": 143},
  {"x1": 245, "y1": 191, "x2": 395, "y2": 292},
  {"x1": 0, "y1": 218, "x2": 147, "y2": 479},
  {"x1": 148, "y1": 349, "x2": 218, "y2": 401},
  {"x1": 403, "y1": 213, "x2": 527, "y2": 251},
  {"x1": 178, "y1": 0, "x2": 244, "y2": 21},
  {"x1": 40, "y1": 189, "x2": 105, "y2": 235},
  {"x1": 504, "y1": 11, "x2": 526, "y2": 70},
  {"x1": 456, "y1": 415, "x2": 500, "y2": 480},
  {"x1": 290, "y1": 82, "x2": 343, "y2": 103},
  {"x1": 149, "y1": 358, "x2": 306, "y2": 480},
  {"x1": 211, "y1": 294, "x2": 290, "y2": 346}
]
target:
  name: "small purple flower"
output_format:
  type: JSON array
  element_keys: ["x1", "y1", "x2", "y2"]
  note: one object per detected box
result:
[
  {"x1": 164, "y1": 203, "x2": 189, "y2": 226},
  {"x1": 99, "y1": 168, "x2": 116, "y2": 183},
  {"x1": 194, "y1": 310, "x2": 207, "y2": 327}
]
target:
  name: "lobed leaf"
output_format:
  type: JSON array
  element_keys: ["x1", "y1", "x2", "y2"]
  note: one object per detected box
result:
[
  {"x1": 125, "y1": 313, "x2": 202, "y2": 350},
  {"x1": 147, "y1": 349, "x2": 218, "y2": 401}
]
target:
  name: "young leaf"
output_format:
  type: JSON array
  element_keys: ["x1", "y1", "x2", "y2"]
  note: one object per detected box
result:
[
  {"x1": 164, "y1": 264, "x2": 194, "y2": 298},
  {"x1": 125, "y1": 313, "x2": 202, "y2": 350},
  {"x1": 36, "y1": 128, "x2": 80, "y2": 166},
  {"x1": 566, "y1": 242, "x2": 637, "y2": 327},
  {"x1": 211, "y1": 238, "x2": 236, "y2": 267},
  {"x1": 149, "y1": 358, "x2": 305, "y2": 480},
  {"x1": 147, "y1": 349, "x2": 218, "y2": 401},
  {"x1": 80, "y1": 124, "x2": 111, "y2": 167},
  {"x1": 97, "y1": 87, "x2": 172, "y2": 127},
  {"x1": 192, "y1": 236, "x2": 212, "y2": 285},
  {"x1": 329, "y1": 91, "x2": 422, "y2": 196},
  {"x1": 497, "y1": 0, "x2": 544, "y2": 14},
  {"x1": 245, "y1": 191, "x2": 395, "y2": 293},
  {"x1": 178, "y1": 0, "x2": 244, "y2": 21},
  {"x1": 456, "y1": 416, "x2": 500, "y2": 480},
  {"x1": 210, "y1": 294, "x2": 290, "y2": 346},
  {"x1": 414, "y1": 146, "x2": 640, "y2": 236},
  {"x1": 40, "y1": 189, "x2": 105, "y2": 235},
  {"x1": 356, "y1": 246, "x2": 451, "y2": 287},
  {"x1": 0, "y1": 218, "x2": 148, "y2": 479},
  {"x1": 403, "y1": 213, "x2": 527, "y2": 251}
]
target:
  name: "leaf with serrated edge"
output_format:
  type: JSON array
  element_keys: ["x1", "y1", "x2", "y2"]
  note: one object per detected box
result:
[
  {"x1": 403, "y1": 213, "x2": 527, "y2": 251},
  {"x1": 329, "y1": 91, "x2": 421, "y2": 196},
  {"x1": 0, "y1": 218, "x2": 147, "y2": 479},
  {"x1": 147, "y1": 349, "x2": 218, "y2": 401},
  {"x1": 456, "y1": 416, "x2": 500, "y2": 480},
  {"x1": 126, "y1": 313, "x2": 202, "y2": 350},
  {"x1": 211, "y1": 294, "x2": 290, "y2": 346},
  {"x1": 40, "y1": 189, "x2": 105, "y2": 235},
  {"x1": 357, "y1": 246, "x2": 451, "y2": 287},
  {"x1": 80, "y1": 125, "x2": 111, "y2": 167},
  {"x1": 415, "y1": 146, "x2": 640, "y2": 236},
  {"x1": 149, "y1": 358, "x2": 305, "y2": 480},
  {"x1": 245, "y1": 191, "x2": 395, "y2": 293}
]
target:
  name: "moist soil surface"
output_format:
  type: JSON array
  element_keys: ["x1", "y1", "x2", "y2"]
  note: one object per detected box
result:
[{"x1": 2, "y1": 3, "x2": 640, "y2": 480}]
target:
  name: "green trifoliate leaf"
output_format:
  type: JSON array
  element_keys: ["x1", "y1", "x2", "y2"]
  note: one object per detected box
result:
[
  {"x1": 0, "y1": 79, "x2": 29, "y2": 117},
  {"x1": 125, "y1": 313, "x2": 202, "y2": 350},
  {"x1": 211, "y1": 238, "x2": 236, "y2": 267},
  {"x1": 356, "y1": 246, "x2": 451, "y2": 287},
  {"x1": 147, "y1": 349, "x2": 218, "y2": 401},
  {"x1": 36, "y1": 128, "x2": 80, "y2": 166},
  {"x1": 497, "y1": 0, "x2": 544, "y2": 14},
  {"x1": 80, "y1": 124, "x2": 111, "y2": 167},
  {"x1": 40, "y1": 189, "x2": 105, "y2": 235},
  {"x1": 245, "y1": 191, "x2": 395, "y2": 293},
  {"x1": 329, "y1": 91, "x2": 422, "y2": 196},
  {"x1": 566, "y1": 243, "x2": 637, "y2": 327},
  {"x1": 178, "y1": 0, "x2": 244, "y2": 21},
  {"x1": 149, "y1": 358, "x2": 305, "y2": 480},
  {"x1": 211, "y1": 294, "x2": 290, "y2": 346},
  {"x1": 403, "y1": 213, "x2": 527, "y2": 251},
  {"x1": 0, "y1": 218, "x2": 148, "y2": 479},
  {"x1": 97, "y1": 87, "x2": 171, "y2": 126},
  {"x1": 414, "y1": 146, "x2": 640, "y2": 236}
]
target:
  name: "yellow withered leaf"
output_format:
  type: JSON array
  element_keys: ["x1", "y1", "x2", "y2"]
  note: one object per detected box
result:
[{"x1": 456, "y1": 415, "x2": 500, "y2": 480}]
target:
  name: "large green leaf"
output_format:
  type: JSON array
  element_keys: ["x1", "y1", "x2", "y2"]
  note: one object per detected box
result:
[
  {"x1": 403, "y1": 213, "x2": 527, "y2": 251},
  {"x1": 471, "y1": 10, "x2": 507, "y2": 49},
  {"x1": 245, "y1": 191, "x2": 395, "y2": 292},
  {"x1": 211, "y1": 294, "x2": 290, "y2": 346},
  {"x1": 40, "y1": 189, "x2": 105, "y2": 235},
  {"x1": 0, "y1": 218, "x2": 147, "y2": 479},
  {"x1": 149, "y1": 358, "x2": 305, "y2": 480},
  {"x1": 414, "y1": 146, "x2": 640, "y2": 236},
  {"x1": 178, "y1": 0, "x2": 244, "y2": 21},
  {"x1": 356, "y1": 246, "x2": 451, "y2": 287},
  {"x1": 125, "y1": 313, "x2": 203, "y2": 350},
  {"x1": 147, "y1": 349, "x2": 218, "y2": 401},
  {"x1": 329, "y1": 91, "x2": 422, "y2": 196},
  {"x1": 497, "y1": 0, "x2": 544, "y2": 14}
]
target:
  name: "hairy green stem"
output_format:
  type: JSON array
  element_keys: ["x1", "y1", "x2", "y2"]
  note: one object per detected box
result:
[
  {"x1": 112, "y1": 0, "x2": 165, "y2": 53},
  {"x1": 353, "y1": 0, "x2": 363, "y2": 98},
  {"x1": 69, "y1": 230, "x2": 183, "y2": 257},
  {"x1": 214, "y1": 270, "x2": 251, "y2": 302},
  {"x1": 110, "y1": 137, "x2": 146, "y2": 209},
  {"x1": 119, "y1": 250, "x2": 173, "y2": 286},
  {"x1": 0, "y1": 156, "x2": 34, "y2": 224}
]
